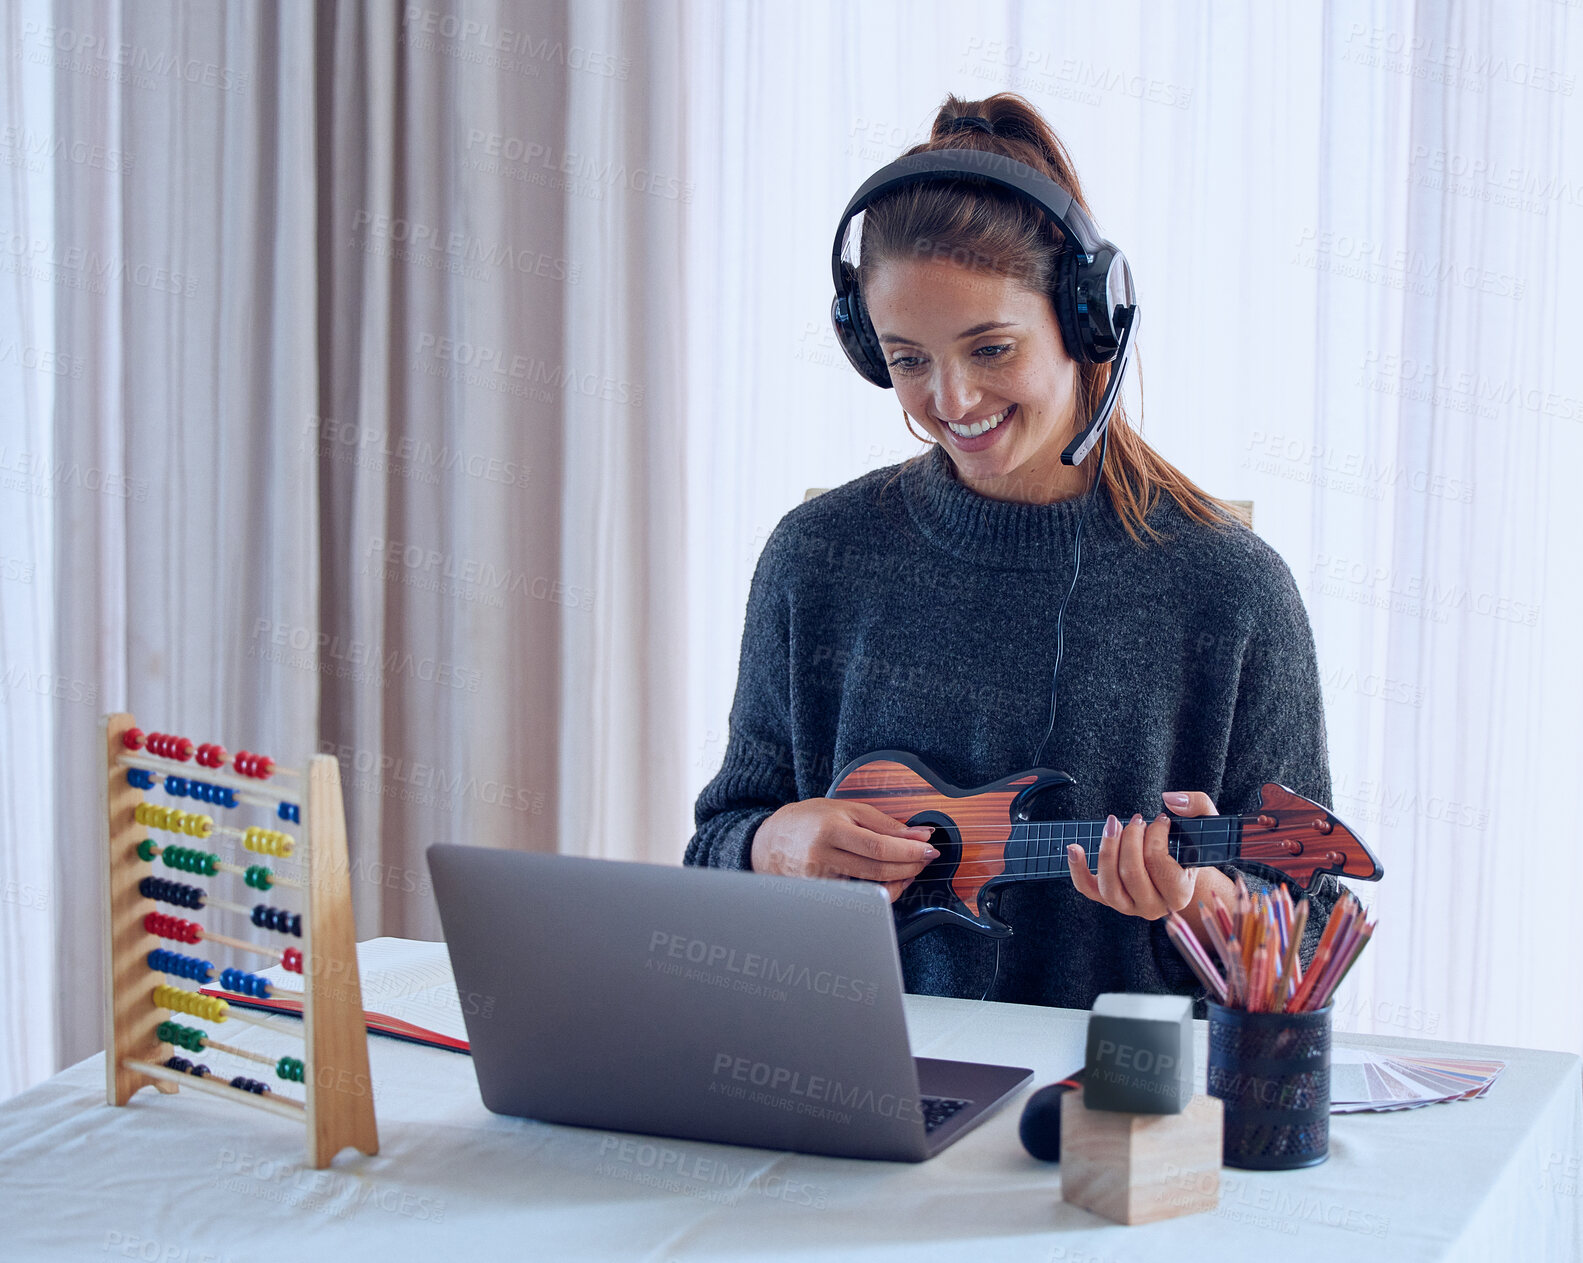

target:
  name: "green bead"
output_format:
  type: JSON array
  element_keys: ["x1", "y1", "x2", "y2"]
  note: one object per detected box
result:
[
  {"x1": 136, "y1": 839, "x2": 157, "y2": 862},
  {"x1": 276, "y1": 1056, "x2": 304, "y2": 1083},
  {"x1": 158, "y1": 1020, "x2": 205, "y2": 1052},
  {"x1": 203, "y1": 853, "x2": 218, "y2": 876}
]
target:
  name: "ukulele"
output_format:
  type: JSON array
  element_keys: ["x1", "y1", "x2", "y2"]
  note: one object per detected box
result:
[{"x1": 826, "y1": 750, "x2": 1383, "y2": 944}]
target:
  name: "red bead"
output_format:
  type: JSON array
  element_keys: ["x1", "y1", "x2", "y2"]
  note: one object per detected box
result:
[
  {"x1": 234, "y1": 750, "x2": 251, "y2": 776},
  {"x1": 207, "y1": 744, "x2": 228, "y2": 769},
  {"x1": 254, "y1": 755, "x2": 274, "y2": 780},
  {"x1": 282, "y1": 947, "x2": 303, "y2": 974},
  {"x1": 173, "y1": 737, "x2": 194, "y2": 762},
  {"x1": 123, "y1": 728, "x2": 145, "y2": 751}
]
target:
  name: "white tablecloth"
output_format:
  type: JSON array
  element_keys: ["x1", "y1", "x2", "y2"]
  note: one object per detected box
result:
[{"x1": 2, "y1": 961, "x2": 1580, "y2": 1262}]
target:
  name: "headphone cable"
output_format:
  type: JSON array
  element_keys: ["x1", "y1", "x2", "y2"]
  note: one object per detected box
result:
[{"x1": 1030, "y1": 418, "x2": 1111, "y2": 770}]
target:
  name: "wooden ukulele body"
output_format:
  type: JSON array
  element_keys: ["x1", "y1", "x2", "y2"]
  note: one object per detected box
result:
[{"x1": 826, "y1": 750, "x2": 1383, "y2": 944}]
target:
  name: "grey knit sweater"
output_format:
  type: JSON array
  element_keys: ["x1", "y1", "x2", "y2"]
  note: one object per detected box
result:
[{"x1": 684, "y1": 444, "x2": 1340, "y2": 1014}]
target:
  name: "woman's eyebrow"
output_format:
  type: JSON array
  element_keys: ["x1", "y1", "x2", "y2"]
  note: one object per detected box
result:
[{"x1": 878, "y1": 321, "x2": 1019, "y2": 347}]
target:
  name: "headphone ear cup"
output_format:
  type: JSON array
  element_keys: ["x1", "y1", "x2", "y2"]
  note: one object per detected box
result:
[
  {"x1": 831, "y1": 279, "x2": 892, "y2": 389},
  {"x1": 1049, "y1": 248, "x2": 1089, "y2": 365}
]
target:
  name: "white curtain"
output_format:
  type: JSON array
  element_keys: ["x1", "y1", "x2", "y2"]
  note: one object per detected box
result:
[{"x1": 3, "y1": 0, "x2": 1580, "y2": 1100}]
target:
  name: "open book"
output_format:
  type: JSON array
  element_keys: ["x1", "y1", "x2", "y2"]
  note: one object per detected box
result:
[{"x1": 201, "y1": 936, "x2": 469, "y2": 1053}]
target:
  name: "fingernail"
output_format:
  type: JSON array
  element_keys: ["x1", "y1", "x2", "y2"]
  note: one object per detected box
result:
[
  {"x1": 1155, "y1": 813, "x2": 1169, "y2": 825},
  {"x1": 924, "y1": 846, "x2": 940, "y2": 859},
  {"x1": 1164, "y1": 792, "x2": 1189, "y2": 808},
  {"x1": 1103, "y1": 814, "x2": 1120, "y2": 838},
  {"x1": 1130, "y1": 812, "x2": 1144, "y2": 826}
]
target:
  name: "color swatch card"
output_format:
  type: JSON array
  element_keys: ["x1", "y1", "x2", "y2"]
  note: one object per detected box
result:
[{"x1": 1329, "y1": 1047, "x2": 1505, "y2": 1113}]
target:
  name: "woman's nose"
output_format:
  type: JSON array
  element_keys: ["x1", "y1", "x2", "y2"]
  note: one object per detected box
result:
[{"x1": 930, "y1": 360, "x2": 980, "y2": 421}]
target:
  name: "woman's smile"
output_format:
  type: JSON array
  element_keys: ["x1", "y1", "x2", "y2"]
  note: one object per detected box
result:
[{"x1": 939, "y1": 402, "x2": 1016, "y2": 451}]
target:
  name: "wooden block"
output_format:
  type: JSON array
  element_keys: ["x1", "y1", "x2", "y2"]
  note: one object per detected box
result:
[{"x1": 1060, "y1": 1088, "x2": 1223, "y2": 1225}]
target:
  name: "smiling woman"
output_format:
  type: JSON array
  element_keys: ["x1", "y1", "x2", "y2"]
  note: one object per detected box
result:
[{"x1": 685, "y1": 92, "x2": 1342, "y2": 1016}]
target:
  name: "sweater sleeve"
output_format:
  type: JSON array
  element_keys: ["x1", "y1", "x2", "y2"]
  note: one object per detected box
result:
[
  {"x1": 683, "y1": 525, "x2": 801, "y2": 871},
  {"x1": 1214, "y1": 556, "x2": 1342, "y2": 972}
]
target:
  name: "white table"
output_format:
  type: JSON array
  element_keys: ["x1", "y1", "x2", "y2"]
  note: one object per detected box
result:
[{"x1": 2, "y1": 982, "x2": 1579, "y2": 1261}]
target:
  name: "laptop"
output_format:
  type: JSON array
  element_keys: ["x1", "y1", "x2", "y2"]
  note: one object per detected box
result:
[{"x1": 426, "y1": 845, "x2": 1032, "y2": 1161}]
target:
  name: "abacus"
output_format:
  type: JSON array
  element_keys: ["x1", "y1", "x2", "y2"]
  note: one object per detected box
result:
[{"x1": 102, "y1": 712, "x2": 379, "y2": 1167}]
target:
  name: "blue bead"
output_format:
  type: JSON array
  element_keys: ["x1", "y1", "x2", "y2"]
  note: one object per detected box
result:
[{"x1": 278, "y1": 802, "x2": 300, "y2": 823}]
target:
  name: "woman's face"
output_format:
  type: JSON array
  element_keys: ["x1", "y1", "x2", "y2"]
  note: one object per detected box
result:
[{"x1": 862, "y1": 256, "x2": 1085, "y2": 502}]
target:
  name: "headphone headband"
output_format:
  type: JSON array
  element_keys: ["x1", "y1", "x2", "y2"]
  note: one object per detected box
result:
[{"x1": 830, "y1": 149, "x2": 1106, "y2": 293}]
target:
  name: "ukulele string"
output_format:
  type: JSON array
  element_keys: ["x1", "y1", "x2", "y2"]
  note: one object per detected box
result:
[{"x1": 901, "y1": 820, "x2": 1241, "y2": 881}]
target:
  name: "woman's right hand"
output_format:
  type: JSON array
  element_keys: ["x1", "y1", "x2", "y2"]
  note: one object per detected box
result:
[{"x1": 750, "y1": 798, "x2": 939, "y2": 902}]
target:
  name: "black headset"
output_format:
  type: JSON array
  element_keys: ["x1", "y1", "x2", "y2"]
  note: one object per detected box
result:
[{"x1": 829, "y1": 146, "x2": 1137, "y2": 466}]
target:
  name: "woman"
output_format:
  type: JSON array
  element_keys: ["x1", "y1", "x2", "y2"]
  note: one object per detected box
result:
[{"x1": 685, "y1": 92, "x2": 1339, "y2": 1013}]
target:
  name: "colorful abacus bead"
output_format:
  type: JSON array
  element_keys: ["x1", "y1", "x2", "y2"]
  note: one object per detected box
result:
[
  {"x1": 277, "y1": 801, "x2": 300, "y2": 824},
  {"x1": 232, "y1": 751, "x2": 276, "y2": 780},
  {"x1": 156, "y1": 1020, "x2": 206, "y2": 1053},
  {"x1": 123, "y1": 728, "x2": 146, "y2": 751},
  {"x1": 136, "y1": 838, "x2": 158, "y2": 862},
  {"x1": 160, "y1": 844, "x2": 221, "y2": 877},
  {"x1": 251, "y1": 904, "x2": 301, "y2": 937},
  {"x1": 135, "y1": 802, "x2": 215, "y2": 839},
  {"x1": 126, "y1": 768, "x2": 157, "y2": 790},
  {"x1": 153, "y1": 984, "x2": 228, "y2": 1023},
  {"x1": 146, "y1": 732, "x2": 195, "y2": 762},
  {"x1": 170, "y1": 776, "x2": 237, "y2": 808},
  {"x1": 276, "y1": 1056, "x2": 305, "y2": 1083},
  {"x1": 229, "y1": 1076, "x2": 270, "y2": 1095},
  {"x1": 281, "y1": 947, "x2": 304, "y2": 973},
  {"x1": 144, "y1": 911, "x2": 202, "y2": 944},
  {"x1": 219, "y1": 968, "x2": 272, "y2": 999},
  {"x1": 243, "y1": 865, "x2": 274, "y2": 891},
  {"x1": 140, "y1": 876, "x2": 205, "y2": 910},
  {"x1": 242, "y1": 826, "x2": 293, "y2": 858},
  {"x1": 147, "y1": 948, "x2": 214, "y2": 983},
  {"x1": 195, "y1": 743, "x2": 227, "y2": 769}
]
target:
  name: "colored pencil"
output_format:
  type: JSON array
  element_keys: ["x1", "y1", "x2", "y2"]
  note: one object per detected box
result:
[{"x1": 1166, "y1": 885, "x2": 1374, "y2": 1013}]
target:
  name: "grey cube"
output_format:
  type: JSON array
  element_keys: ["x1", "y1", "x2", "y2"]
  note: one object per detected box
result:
[{"x1": 1083, "y1": 993, "x2": 1193, "y2": 1114}]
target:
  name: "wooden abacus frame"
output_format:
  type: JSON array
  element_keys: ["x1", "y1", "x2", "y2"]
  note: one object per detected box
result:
[{"x1": 102, "y1": 711, "x2": 379, "y2": 1167}]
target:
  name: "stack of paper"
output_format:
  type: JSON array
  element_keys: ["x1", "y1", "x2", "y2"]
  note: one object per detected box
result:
[{"x1": 1329, "y1": 1047, "x2": 1505, "y2": 1113}]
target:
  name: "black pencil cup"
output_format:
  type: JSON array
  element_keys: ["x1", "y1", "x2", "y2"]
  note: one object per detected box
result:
[{"x1": 1207, "y1": 1002, "x2": 1331, "y2": 1170}]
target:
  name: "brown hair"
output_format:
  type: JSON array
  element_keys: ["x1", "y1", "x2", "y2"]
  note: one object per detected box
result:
[{"x1": 860, "y1": 92, "x2": 1243, "y2": 543}]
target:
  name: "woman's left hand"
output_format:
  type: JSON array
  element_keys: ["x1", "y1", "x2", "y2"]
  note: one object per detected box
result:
[{"x1": 1065, "y1": 791, "x2": 1221, "y2": 921}]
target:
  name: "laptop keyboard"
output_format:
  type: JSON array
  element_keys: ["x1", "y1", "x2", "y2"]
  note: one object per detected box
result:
[{"x1": 920, "y1": 1095, "x2": 973, "y2": 1133}]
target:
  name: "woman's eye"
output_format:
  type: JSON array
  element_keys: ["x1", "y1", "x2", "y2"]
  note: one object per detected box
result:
[{"x1": 887, "y1": 345, "x2": 1010, "y2": 374}]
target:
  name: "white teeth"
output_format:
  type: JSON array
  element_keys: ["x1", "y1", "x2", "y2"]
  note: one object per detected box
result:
[{"x1": 946, "y1": 408, "x2": 1010, "y2": 438}]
